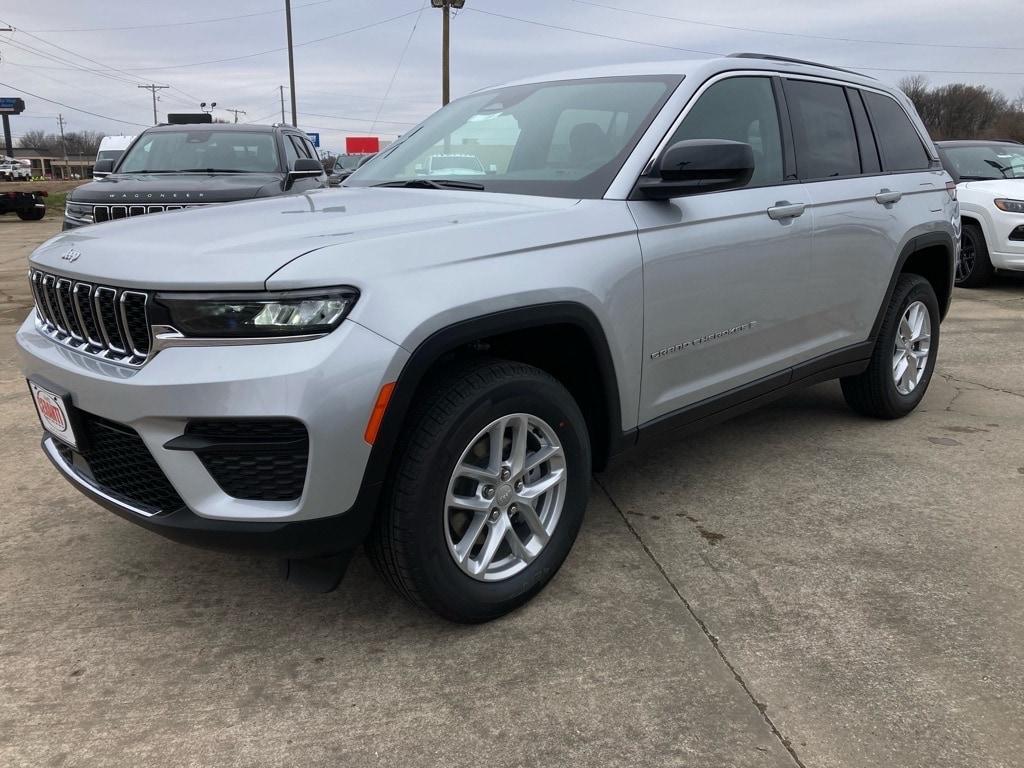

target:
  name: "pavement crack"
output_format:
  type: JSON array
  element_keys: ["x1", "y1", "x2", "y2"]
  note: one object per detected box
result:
[
  {"x1": 940, "y1": 373, "x2": 1024, "y2": 400},
  {"x1": 595, "y1": 477, "x2": 807, "y2": 768}
]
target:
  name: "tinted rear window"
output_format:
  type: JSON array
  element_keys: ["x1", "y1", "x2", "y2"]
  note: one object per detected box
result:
[
  {"x1": 863, "y1": 92, "x2": 931, "y2": 171},
  {"x1": 785, "y1": 80, "x2": 861, "y2": 180}
]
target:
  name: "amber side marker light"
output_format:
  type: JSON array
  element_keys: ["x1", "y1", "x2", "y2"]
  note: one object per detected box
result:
[{"x1": 364, "y1": 382, "x2": 396, "y2": 445}]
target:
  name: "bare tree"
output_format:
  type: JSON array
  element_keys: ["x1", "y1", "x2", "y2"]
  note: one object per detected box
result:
[{"x1": 17, "y1": 130, "x2": 55, "y2": 154}]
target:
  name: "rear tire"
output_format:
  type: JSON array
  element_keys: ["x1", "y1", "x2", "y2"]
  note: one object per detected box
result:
[
  {"x1": 367, "y1": 358, "x2": 591, "y2": 623},
  {"x1": 841, "y1": 274, "x2": 939, "y2": 419},
  {"x1": 956, "y1": 223, "x2": 994, "y2": 288},
  {"x1": 17, "y1": 208, "x2": 45, "y2": 221}
]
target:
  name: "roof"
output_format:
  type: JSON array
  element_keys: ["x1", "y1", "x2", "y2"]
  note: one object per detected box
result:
[
  {"x1": 148, "y1": 122, "x2": 292, "y2": 133},
  {"x1": 490, "y1": 54, "x2": 883, "y2": 92}
]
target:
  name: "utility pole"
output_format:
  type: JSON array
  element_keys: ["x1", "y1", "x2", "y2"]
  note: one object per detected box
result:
[
  {"x1": 137, "y1": 84, "x2": 169, "y2": 125},
  {"x1": 279, "y1": 85, "x2": 286, "y2": 124},
  {"x1": 432, "y1": 0, "x2": 465, "y2": 106},
  {"x1": 284, "y1": 0, "x2": 298, "y2": 126},
  {"x1": 225, "y1": 108, "x2": 247, "y2": 123},
  {"x1": 57, "y1": 114, "x2": 68, "y2": 180}
]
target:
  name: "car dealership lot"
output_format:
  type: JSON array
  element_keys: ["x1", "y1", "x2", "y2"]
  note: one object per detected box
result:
[{"x1": 1, "y1": 218, "x2": 1022, "y2": 767}]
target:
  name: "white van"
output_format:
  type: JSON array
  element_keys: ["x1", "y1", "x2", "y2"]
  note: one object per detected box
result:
[{"x1": 93, "y1": 135, "x2": 135, "y2": 178}]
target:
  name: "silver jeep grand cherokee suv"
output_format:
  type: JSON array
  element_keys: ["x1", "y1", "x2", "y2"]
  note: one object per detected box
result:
[{"x1": 18, "y1": 54, "x2": 958, "y2": 622}]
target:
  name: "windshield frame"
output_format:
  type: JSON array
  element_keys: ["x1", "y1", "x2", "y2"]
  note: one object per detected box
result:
[
  {"x1": 940, "y1": 142, "x2": 1024, "y2": 182},
  {"x1": 344, "y1": 74, "x2": 683, "y2": 199},
  {"x1": 114, "y1": 129, "x2": 284, "y2": 175}
]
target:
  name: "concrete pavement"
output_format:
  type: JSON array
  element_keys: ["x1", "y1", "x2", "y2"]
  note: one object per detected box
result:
[{"x1": 1, "y1": 216, "x2": 1021, "y2": 766}]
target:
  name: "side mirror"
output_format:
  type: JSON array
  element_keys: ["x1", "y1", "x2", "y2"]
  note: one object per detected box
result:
[
  {"x1": 286, "y1": 157, "x2": 323, "y2": 188},
  {"x1": 93, "y1": 159, "x2": 115, "y2": 176},
  {"x1": 638, "y1": 139, "x2": 754, "y2": 200}
]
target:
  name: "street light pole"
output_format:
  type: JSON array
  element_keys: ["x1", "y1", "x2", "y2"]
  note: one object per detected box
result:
[
  {"x1": 432, "y1": 0, "x2": 465, "y2": 106},
  {"x1": 285, "y1": 0, "x2": 298, "y2": 126}
]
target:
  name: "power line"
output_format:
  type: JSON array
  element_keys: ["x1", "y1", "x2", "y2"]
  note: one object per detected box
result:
[
  {"x1": 0, "y1": 31, "x2": 197, "y2": 107},
  {"x1": 572, "y1": 0, "x2": 1024, "y2": 53},
  {"x1": 0, "y1": 81, "x2": 147, "y2": 126},
  {"x1": 300, "y1": 111, "x2": 417, "y2": 126},
  {"x1": 465, "y1": 7, "x2": 1024, "y2": 77},
  {"x1": 127, "y1": 9, "x2": 424, "y2": 71},
  {"x1": 463, "y1": 7, "x2": 719, "y2": 55},
  {"x1": 372, "y1": 1, "x2": 429, "y2": 132},
  {"x1": 25, "y1": 0, "x2": 335, "y2": 33}
]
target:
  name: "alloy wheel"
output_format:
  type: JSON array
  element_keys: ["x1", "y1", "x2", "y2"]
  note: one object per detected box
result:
[
  {"x1": 892, "y1": 300, "x2": 931, "y2": 395},
  {"x1": 444, "y1": 413, "x2": 567, "y2": 582}
]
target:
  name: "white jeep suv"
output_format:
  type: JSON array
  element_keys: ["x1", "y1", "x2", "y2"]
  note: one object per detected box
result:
[{"x1": 937, "y1": 140, "x2": 1024, "y2": 287}]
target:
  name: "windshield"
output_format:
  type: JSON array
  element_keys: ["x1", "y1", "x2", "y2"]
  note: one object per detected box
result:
[
  {"x1": 944, "y1": 144, "x2": 1024, "y2": 181},
  {"x1": 346, "y1": 75, "x2": 680, "y2": 198},
  {"x1": 118, "y1": 130, "x2": 280, "y2": 173},
  {"x1": 96, "y1": 149, "x2": 124, "y2": 162},
  {"x1": 335, "y1": 155, "x2": 365, "y2": 171}
]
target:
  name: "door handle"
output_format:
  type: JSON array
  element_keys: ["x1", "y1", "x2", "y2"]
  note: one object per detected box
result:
[
  {"x1": 875, "y1": 189, "x2": 902, "y2": 205},
  {"x1": 767, "y1": 201, "x2": 806, "y2": 221}
]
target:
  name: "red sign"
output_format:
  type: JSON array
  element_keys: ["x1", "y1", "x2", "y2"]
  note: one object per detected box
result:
[{"x1": 345, "y1": 136, "x2": 380, "y2": 154}]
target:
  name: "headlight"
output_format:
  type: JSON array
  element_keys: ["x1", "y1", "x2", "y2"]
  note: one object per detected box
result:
[
  {"x1": 153, "y1": 288, "x2": 359, "y2": 338},
  {"x1": 64, "y1": 200, "x2": 93, "y2": 223},
  {"x1": 994, "y1": 198, "x2": 1024, "y2": 214}
]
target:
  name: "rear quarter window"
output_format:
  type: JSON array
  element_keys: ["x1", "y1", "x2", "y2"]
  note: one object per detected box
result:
[
  {"x1": 785, "y1": 80, "x2": 861, "y2": 180},
  {"x1": 863, "y1": 92, "x2": 931, "y2": 171}
]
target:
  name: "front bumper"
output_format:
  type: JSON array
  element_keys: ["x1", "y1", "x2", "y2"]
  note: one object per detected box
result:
[{"x1": 18, "y1": 313, "x2": 408, "y2": 553}]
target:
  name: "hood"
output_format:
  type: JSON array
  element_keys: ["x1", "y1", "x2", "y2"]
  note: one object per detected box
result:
[
  {"x1": 68, "y1": 172, "x2": 284, "y2": 205},
  {"x1": 29, "y1": 187, "x2": 580, "y2": 290},
  {"x1": 959, "y1": 179, "x2": 1024, "y2": 198}
]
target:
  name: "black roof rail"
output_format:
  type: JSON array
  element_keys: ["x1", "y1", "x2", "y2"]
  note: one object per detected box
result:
[{"x1": 728, "y1": 52, "x2": 875, "y2": 80}]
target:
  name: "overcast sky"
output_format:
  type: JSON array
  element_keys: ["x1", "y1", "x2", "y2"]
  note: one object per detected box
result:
[{"x1": 2, "y1": 0, "x2": 1021, "y2": 153}]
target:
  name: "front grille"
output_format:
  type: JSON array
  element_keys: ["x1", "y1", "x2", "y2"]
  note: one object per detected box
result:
[
  {"x1": 184, "y1": 419, "x2": 309, "y2": 502},
  {"x1": 92, "y1": 203, "x2": 202, "y2": 223},
  {"x1": 30, "y1": 270, "x2": 151, "y2": 366},
  {"x1": 56, "y1": 413, "x2": 185, "y2": 515}
]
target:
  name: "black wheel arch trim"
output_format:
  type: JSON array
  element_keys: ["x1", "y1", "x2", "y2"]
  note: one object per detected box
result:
[
  {"x1": 360, "y1": 302, "x2": 626, "y2": 497},
  {"x1": 870, "y1": 230, "x2": 955, "y2": 338}
]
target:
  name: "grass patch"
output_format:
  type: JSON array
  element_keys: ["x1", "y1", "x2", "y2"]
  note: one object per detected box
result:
[{"x1": 44, "y1": 191, "x2": 67, "y2": 214}]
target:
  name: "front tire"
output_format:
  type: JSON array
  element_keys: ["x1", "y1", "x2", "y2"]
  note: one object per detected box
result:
[
  {"x1": 368, "y1": 358, "x2": 591, "y2": 623},
  {"x1": 956, "y1": 223, "x2": 994, "y2": 288},
  {"x1": 17, "y1": 208, "x2": 45, "y2": 221},
  {"x1": 841, "y1": 274, "x2": 939, "y2": 419}
]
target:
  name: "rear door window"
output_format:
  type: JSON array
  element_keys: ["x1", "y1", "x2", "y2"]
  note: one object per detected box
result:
[
  {"x1": 784, "y1": 80, "x2": 861, "y2": 180},
  {"x1": 862, "y1": 91, "x2": 931, "y2": 171}
]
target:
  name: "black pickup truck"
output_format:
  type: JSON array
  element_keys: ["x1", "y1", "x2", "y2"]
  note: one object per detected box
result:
[{"x1": 0, "y1": 189, "x2": 47, "y2": 220}]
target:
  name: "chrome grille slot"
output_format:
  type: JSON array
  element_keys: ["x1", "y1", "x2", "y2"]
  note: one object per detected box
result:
[
  {"x1": 94, "y1": 287, "x2": 127, "y2": 353},
  {"x1": 28, "y1": 270, "x2": 152, "y2": 367},
  {"x1": 73, "y1": 282, "x2": 103, "y2": 346},
  {"x1": 55, "y1": 278, "x2": 84, "y2": 341},
  {"x1": 40, "y1": 274, "x2": 66, "y2": 334},
  {"x1": 110, "y1": 205, "x2": 128, "y2": 220},
  {"x1": 93, "y1": 206, "x2": 110, "y2": 223},
  {"x1": 129, "y1": 205, "x2": 146, "y2": 216},
  {"x1": 120, "y1": 292, "x2": 150, "y2": 356}
]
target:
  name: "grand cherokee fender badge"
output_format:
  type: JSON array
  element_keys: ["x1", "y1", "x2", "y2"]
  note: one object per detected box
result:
[
  {"x1": 61, "y1": 248, "x2": 82, "y2": 263},
  {"x1": 650, "y1": 321, "x2": 758, "y2": 360}
]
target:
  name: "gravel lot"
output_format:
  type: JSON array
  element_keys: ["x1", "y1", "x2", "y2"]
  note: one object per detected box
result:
[{"x1": 2, "y1": 216, "x2": 1022, "y2": 767}]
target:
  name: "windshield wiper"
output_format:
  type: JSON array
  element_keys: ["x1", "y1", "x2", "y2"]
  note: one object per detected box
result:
[
  {"x1": 372, "y1": 178, "x2": 485, "y2": 190},
  {"x1": 957, "y1": 174, "x2": 999, "y2": 181}
]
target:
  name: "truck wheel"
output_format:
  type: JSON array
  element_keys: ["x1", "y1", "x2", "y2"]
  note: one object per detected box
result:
[
  {"x1": 368, "y1": 358, "x2": 591, "y2": 623},
  {"x1": 956, "y1": 223, "x2": 994, "y2": 288},
  {"x1": 17, "y1": 208, "x2": 45, "y2": 221},
  {"x1": 841, "y1": 273, "x2": 939, "y2": 419}
]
